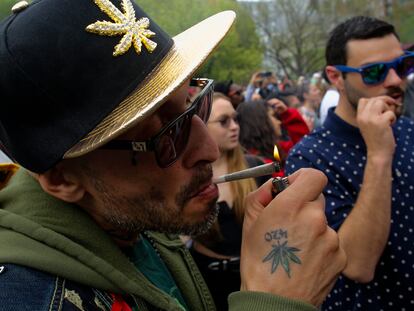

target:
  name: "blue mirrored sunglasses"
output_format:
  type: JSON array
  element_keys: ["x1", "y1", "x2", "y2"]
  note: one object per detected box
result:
[
  {"x1": 335, "y1": 51, "x2": 414, "y2": 85},
  {"x1": 101, "y1": 78, "x2": 214, "y2": 168}
]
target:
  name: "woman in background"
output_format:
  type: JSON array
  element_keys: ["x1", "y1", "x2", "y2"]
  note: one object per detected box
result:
[
  {"x1": 297, "y1": 81, "x2": 323, "y2": 131},
  {"x1": 237, "y1": 99, "x2": 309, "y2": 176},
  {"x1": 190, "y1": 93, "x2": 258, "y2": 311}
]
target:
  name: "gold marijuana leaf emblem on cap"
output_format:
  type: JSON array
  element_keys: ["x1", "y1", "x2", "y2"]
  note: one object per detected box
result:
[{"x1": 86, "y1": 0, "x2": 157, "y2": 56}]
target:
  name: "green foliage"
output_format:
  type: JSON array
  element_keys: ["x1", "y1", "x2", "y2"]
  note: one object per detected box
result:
[
  {"x1": 0, "y1": 0, "x2": 26, "y2": 21},
  {"x1": 138, "y1": 0, "x2": 263, "y2": 84},
  {"x1": 399, "y1": 14, "x2": 414, "y2": 44},
  {"x1": 393, "y1": 2, "x2": 414, "y2": 45}
]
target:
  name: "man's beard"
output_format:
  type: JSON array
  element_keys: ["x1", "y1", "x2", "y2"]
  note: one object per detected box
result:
[
  {"x1": 344, "y1": 79, "x2": 405, "y2": 117},
  {"x1": 343, "y1": 80, "x2": 365, "y2": 110},
  {"x1": 88, "y1": 165, "x2": 219, "y2": 236}
]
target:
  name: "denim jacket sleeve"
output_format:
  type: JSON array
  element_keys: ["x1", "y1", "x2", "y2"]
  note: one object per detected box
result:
[{"x1": 0, "y1": 264, "x2": 120, "y2": 311}]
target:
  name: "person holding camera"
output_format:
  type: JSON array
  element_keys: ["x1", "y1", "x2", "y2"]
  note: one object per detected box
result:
[{"x1": 245, "y1": 71, "x2": 279, "y2": 102}]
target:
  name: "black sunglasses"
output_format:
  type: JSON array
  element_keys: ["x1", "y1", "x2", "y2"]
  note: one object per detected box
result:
[
  {"x1": 101, "y1": 78, "x2": 214, "y2": 167},
  {"x1": 335, "y1": 51, "x2": 414, "y2": 85}
]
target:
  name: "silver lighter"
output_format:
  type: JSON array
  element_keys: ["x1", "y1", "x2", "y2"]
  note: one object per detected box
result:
[{"x1": 271, "y1": 176, "x2": 290, "y2": 197}]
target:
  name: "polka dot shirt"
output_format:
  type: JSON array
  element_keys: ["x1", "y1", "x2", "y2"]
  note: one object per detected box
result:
[{"x1": 286, "y1": 109, "x2": 414, "y2": 311}]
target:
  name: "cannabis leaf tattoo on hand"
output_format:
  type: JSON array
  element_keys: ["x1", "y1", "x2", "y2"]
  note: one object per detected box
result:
[{"x1": 262, "y1": 229, "x2": 302, "y2": 278}]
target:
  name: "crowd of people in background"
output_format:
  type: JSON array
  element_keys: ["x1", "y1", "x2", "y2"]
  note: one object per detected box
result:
[
  {"x1": 214, "y1": 69, "x2": 332, "y2": 132},
  {"x1": 208, "y1": 58, "x2": 414, "y2": 152}
]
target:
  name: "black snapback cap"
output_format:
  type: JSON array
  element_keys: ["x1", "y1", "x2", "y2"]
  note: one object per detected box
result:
[{"x1": 0, "y1": 0, "x2": 172, "y2": 172}]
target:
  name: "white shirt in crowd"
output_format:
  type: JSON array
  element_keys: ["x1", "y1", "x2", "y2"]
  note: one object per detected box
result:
[{"x1": 319, "y1": 88, "x2": 339, "y2": 125}]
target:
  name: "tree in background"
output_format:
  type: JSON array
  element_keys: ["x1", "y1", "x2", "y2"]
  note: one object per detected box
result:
[
  {"x1": 138, "y1": 0, "x2": 263, "y2": 84},
  {"x1": 0, "y1": 0, "x2": 22, "y2": 20},
  {"x1": 315, "y1": 0, "x2": 414, "y2": 65},
  {"x1": 391, "y1": 1, "x2": 414, "y2": 45},
  {"x1": 244, "y1": 0, "x2": 326, "y2": 78},
  {"x1": 242, "y1": 0, "x2": 414, "y2": 79}
]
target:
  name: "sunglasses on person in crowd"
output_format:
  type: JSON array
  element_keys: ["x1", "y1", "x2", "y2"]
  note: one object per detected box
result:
[
  {"x1": 335, "y1": 51, "x2": 414, "y2": 85},
  {"x1": 101, "y1": 78, "x2": 214, "y2": 168},
  {"x1": 208, "y1": 114, "x2": 239, "y2": 128}
]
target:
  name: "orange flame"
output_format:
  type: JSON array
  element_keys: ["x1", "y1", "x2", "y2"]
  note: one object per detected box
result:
[{"x1": 273, "y1": 145, "x2": 280, "y2": 162}]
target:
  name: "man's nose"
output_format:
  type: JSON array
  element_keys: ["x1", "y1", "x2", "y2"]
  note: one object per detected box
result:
[
  {"x1": 383, "y1": 68, "x2": 403, "y2": 88},
  {"x1": 181, "y1": 115, "x2": 219, "y2": 168}
]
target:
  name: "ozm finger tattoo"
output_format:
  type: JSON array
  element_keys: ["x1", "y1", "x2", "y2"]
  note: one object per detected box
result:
[{"x1": 262, "y1": 229, "x2": 302, "y2": 278}]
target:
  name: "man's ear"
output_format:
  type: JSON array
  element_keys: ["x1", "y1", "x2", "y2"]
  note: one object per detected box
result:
[
  {"x1": 37, "y1": 165, "x2": 85, "y2": 203},
  {"x1": 325, "y1": 66, "x2": 344, "y2": 91}
]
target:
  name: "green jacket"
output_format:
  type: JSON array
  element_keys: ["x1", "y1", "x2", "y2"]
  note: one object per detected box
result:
[{"x1": 0, "y1": 168, "x2": 316, "y2": 311}]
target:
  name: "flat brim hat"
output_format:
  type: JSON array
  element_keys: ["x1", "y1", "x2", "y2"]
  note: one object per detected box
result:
[{"x1": 0, "y1": 0, "x2": 235, "y2": 173}]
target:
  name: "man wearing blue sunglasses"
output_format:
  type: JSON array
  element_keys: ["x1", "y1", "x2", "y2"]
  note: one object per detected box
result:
[{"x1": 287, "y1": 16, "x2": 414, "y2": 310}]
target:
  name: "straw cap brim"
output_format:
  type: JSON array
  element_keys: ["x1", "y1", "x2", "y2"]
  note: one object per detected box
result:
[{"x1": 64, "y1": 10, "x2": 236, "y2": 158}]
